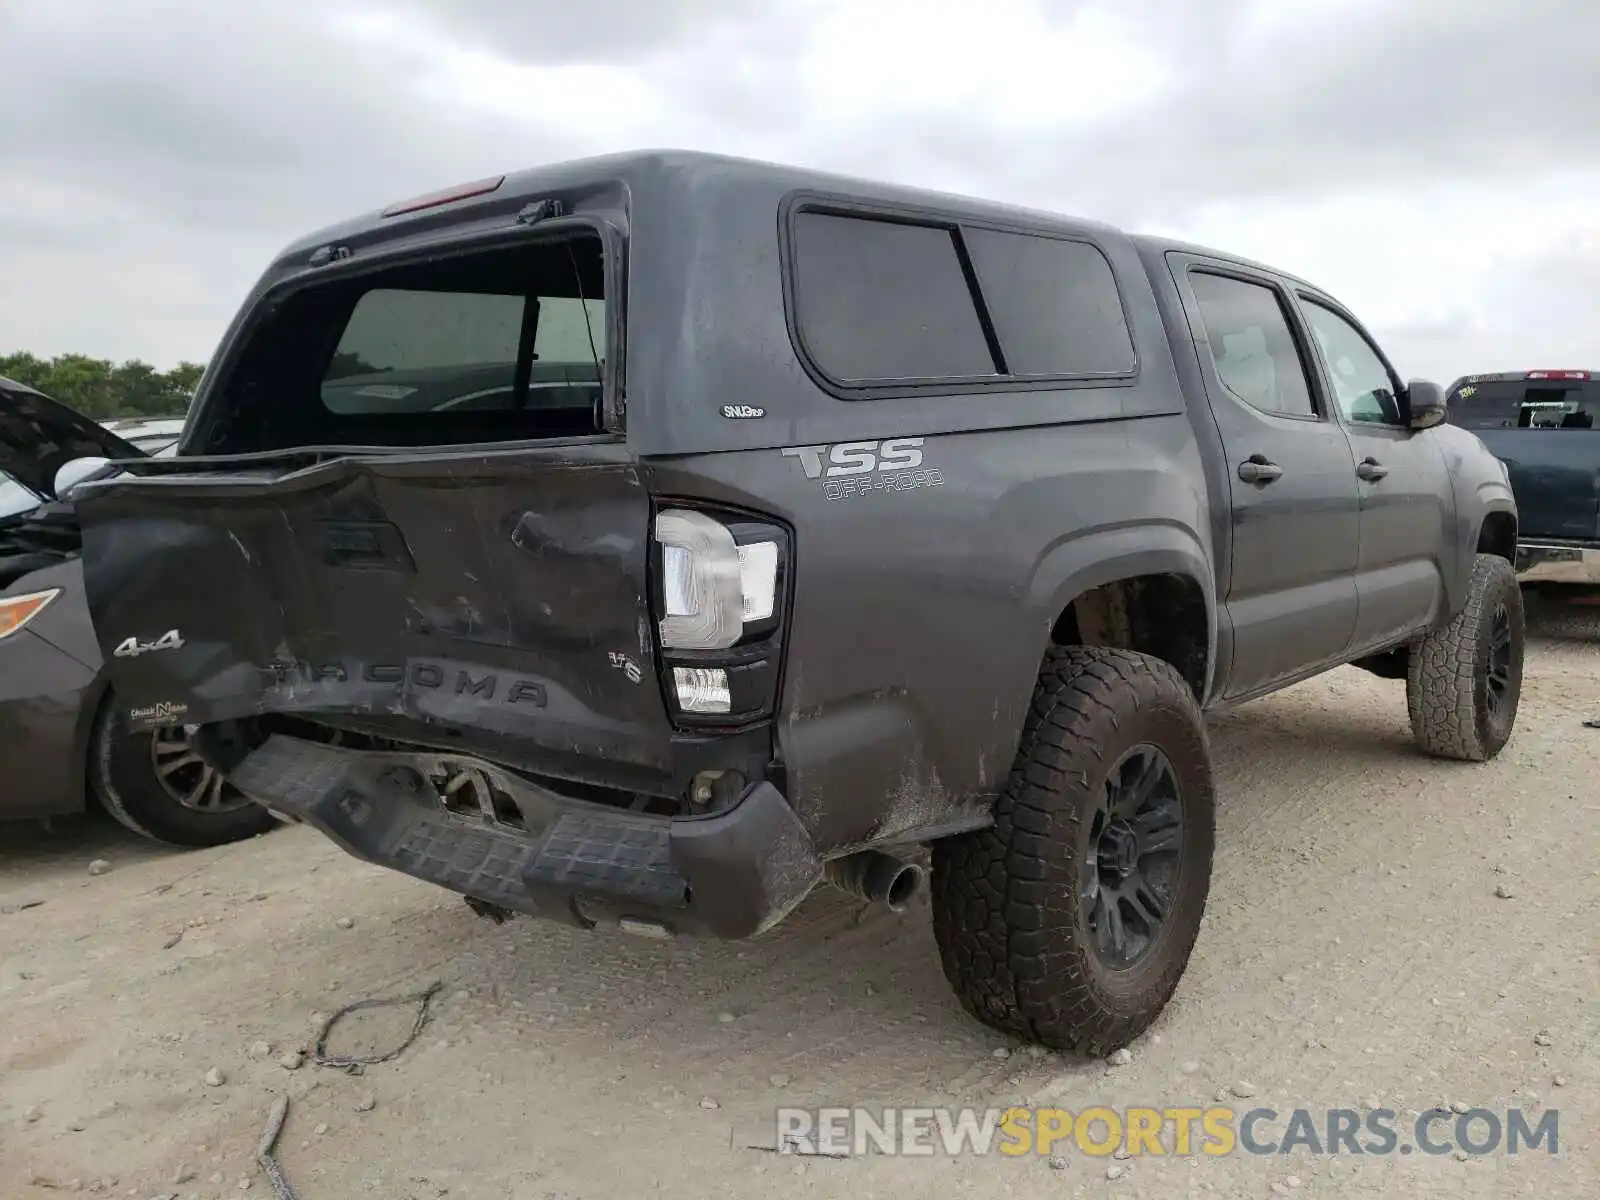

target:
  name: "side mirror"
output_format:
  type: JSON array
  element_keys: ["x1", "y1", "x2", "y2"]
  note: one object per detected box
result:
[
  {"x1": 53, "y1": 456, "x2": 111, "y2": 498},
  {"x1": 1405, "y1": 379, "x2": 1447, "y2": 431}
]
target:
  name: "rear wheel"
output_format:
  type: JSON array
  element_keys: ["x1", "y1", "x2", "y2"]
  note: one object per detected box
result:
[
  {"x1": 1406, "y1": 553, "x2": 1524, "y2": 761},
  {"x1": 90, "y1": 703, "x2": 275, "y2": 847},
  {"x1": 931, "y1": 646, "x2": 1215, "y2": 1054}
]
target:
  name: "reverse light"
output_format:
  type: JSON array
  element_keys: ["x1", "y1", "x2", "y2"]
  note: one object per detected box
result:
[
  {"x1": 0, "y1": 589, "x2": 60, "y2": 640},
  {"x1": 672, "y1": 667, "x2": 732, "y2": 715},
  {"x1": 655, "y1": 509, "x2": 782, "y2": 650},
  {"x1": 736, "y1": 540, "x2": 780, "y2": 622}
]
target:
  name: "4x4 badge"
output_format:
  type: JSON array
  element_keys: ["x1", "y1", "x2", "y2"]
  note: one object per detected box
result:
[{"x1": 113, "y1": 629, "x2": 185, "y2": 657}]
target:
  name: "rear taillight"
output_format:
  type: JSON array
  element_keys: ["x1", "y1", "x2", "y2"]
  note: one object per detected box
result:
[
  {"x1": 1526, "y1": 370, "x2": 1590, "y2": 381},
  {"x1": 655, "y1": 510, "x2": 784, "y2": 652},
  {"x1": 0, "y1": 589, "x2": 60, "y2": 641},
  {"x1": 652, "y1": 508, "x2": 789, "y2": 722}
]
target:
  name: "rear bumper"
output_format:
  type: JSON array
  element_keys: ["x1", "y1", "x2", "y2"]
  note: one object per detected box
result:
[
  {"x1": 1516, "y1": 541, "x2": 1600, "y2": 585},
  {"x1": 226, "y1": 736, "x2": 824, "y2": 938}
]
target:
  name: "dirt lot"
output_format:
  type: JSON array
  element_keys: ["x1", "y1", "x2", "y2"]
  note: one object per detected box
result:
[{"x1": 3, "y1": 597, "x2": 1597, "y2": 1200}]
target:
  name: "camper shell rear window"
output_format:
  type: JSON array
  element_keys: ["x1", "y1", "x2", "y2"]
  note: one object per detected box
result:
[{"x1": 204, "y1": 232, "x2": 610, "y2": 452}]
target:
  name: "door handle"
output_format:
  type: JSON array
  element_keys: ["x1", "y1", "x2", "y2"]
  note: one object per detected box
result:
[
  {"x1": 1356, "y1": 457, "x2": 1389, "y2": 481},
  {"x1": 1237, "y1": 456, "x2": 1283, "y2": 485}
]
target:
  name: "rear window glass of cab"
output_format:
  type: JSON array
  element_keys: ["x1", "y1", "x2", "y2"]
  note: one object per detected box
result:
[{"x1": 1448, "y1": 376, "x2": 1600, "y2": 430}]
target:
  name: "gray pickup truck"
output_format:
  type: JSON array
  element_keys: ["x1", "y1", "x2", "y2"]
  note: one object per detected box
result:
[
  {"x1": 1445, "y1": 370, "x2": 1600, "y2": 585},
  {"x1": 69, "y1": 151, "x2": 1520, "y2": 1053}
]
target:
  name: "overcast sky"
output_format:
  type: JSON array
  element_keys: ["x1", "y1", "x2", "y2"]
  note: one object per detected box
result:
[{"x1": 2, "y1": 0, "x2": 1595, "y2": 383}]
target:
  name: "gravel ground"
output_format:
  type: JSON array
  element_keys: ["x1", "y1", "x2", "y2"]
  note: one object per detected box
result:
[{"x1": 3, "y1": 596, "x2": 1596, "y2": 1199}]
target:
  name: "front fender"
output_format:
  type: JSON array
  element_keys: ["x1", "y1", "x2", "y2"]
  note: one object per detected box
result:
[{"x1": 1435, "y1": 425, "x2": 1518, "y2": 616}]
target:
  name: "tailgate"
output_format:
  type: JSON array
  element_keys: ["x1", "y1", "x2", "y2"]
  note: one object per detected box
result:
[{"x1": 76, "y1": 442, "x2": 672, "y2": 773}]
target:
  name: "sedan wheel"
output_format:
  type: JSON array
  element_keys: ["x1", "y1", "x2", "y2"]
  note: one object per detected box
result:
[
  {"x1": 151, "y1": 724, "x2": 256, "y2": 813},
  {"x1": 91, "y1": 701, "x2": 276, "y2": 848}
]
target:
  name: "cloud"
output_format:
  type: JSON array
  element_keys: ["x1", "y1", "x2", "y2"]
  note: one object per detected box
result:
[
  {"x1": 0, "y1": 3, "x2": 586, "y2": 236},
  {"x1": 822, "y1": 0, "x2": 1598, "y2": 224},
  {"x1": 0, "y1": 0, "x2": 1594, "y2": 379},
  {"x1": 389, "y1": 0, "x2": 775, "y2": 64}
]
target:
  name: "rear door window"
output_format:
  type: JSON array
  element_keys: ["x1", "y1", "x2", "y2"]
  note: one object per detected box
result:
[{"x1": 1188, "y1": 272, "x2": 1317, "y2": 419}]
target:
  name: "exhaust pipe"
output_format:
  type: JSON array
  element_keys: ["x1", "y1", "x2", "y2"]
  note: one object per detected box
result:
[{"x1": 824, "y1": 850, "x2": 925, "y2": 913}]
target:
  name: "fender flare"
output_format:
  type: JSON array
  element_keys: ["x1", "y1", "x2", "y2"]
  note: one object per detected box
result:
[
  {"x1": 1472, "y1": 496, "x2": 1518, "y2": 545},
  {"x1": 1454, "y1": 488, "x2": 1518, "y2": 614},
  {"x1": 1022, "y1": 521, "x2": 1218, "y2": 701}
]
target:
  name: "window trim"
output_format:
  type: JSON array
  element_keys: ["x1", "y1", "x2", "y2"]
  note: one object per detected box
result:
[
  {"x1": 1185, "y1": 266, "x2": 1328, "y2": 425},
  {"x1": 1294, "y1": 291, "x2": 1407, "y2": 431},
  {"x1": 778, "y1": 191, "x2": 1140, "y2": 401}
]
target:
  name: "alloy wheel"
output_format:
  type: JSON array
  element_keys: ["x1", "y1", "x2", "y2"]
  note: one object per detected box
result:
[
  {"x1": 1079, "y1": 743, "x2": 1185, "y2": 971},
  {"x1": 150, "y1": 724, "x2": 254, "y2": 813}
]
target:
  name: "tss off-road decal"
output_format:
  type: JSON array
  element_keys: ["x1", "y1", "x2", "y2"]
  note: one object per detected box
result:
[{"x1": 780, "y1": 438, "x2": 944, "y2": 501}]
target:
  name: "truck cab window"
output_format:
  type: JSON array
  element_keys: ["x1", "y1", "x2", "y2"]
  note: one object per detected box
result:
[
  {"x1": 1300, "y1": 300, "x2": 1403, "y2": 426},
  {"x1": 1189, "y1": 272, "x2": 1317, "y2": 419}
]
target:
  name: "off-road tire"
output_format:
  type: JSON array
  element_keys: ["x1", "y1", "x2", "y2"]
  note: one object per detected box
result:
[
  {"x1": 930, "y1": 646, "x2": 1215, "y2": 1054},
  {"x1": 89, "y1": 703, "x2": 276, "y2": 848},
  {"x1": 1406, "y1": 553, "x2": 1524, "y2": 761}
]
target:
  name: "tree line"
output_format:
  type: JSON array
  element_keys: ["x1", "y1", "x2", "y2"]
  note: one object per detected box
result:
[{"x1": 1, "y1": 352, "x2": 205, "y2": 420}]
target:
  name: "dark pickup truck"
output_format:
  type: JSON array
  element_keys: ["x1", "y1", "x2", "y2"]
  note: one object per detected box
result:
[
  {"x1": 1445, "y1": 370, "x2": 1600, "y2": 585},
  {"x1": 68, "y1": 151, "x2": 1521, "y2": 1053}
]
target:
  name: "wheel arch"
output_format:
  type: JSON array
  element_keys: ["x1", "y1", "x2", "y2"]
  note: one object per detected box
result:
[
  {"x1": 1024, "y1": 524, "x2": 1218, "y2": 705},
  {"x1": 1475, "y1": 507, "x2": 1517, "y2": 565},
  {"x1": 71, "y1": 671, "x2": 116, "y2": 813}
]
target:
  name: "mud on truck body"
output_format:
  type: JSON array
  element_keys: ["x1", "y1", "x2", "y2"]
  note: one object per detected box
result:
[{"x1": 72, "y1": 151, "x2": 1521, "y2": 1052}]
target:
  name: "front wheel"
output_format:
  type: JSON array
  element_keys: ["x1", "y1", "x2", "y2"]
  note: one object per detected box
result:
[
  {"x1": 1406, "y1": 553, "x2": 1524, "y2": 761},
  {"x1": 90, "y1": 703, "x2": 276, "y2": 847},
  {"x1": 931, "y1": 646, "x2": 1215, "y2": 1055}
]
